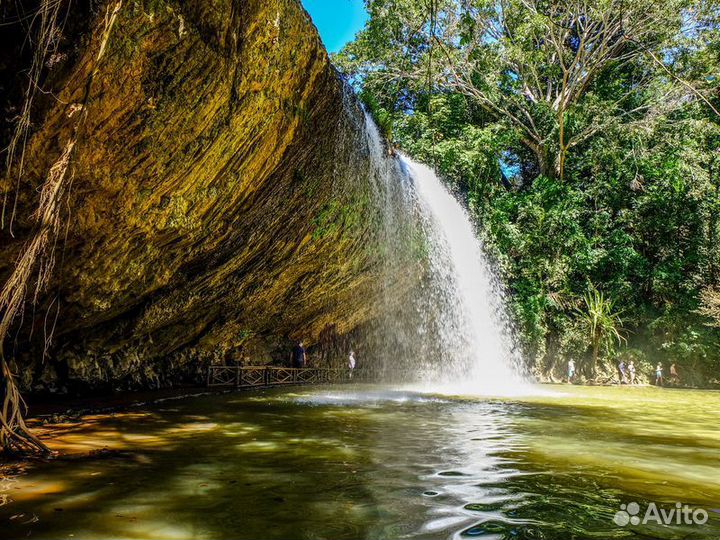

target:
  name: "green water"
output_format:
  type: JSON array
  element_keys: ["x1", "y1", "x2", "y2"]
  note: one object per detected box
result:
[{"x1": 2, "y1": 384, "x2": 719, "y2": 539}]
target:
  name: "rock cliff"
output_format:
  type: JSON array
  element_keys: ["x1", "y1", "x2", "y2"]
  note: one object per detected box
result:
[{"x1": 0, "y1": 0, "x2": 393, "y2": 390}]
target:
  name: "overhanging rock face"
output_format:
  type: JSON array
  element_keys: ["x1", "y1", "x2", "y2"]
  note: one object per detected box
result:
[{"x1": 0, "y1": 0, "x2": 390, "y2": 389}]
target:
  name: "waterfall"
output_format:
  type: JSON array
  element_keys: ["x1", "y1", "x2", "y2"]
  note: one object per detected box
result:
[
  {"x1": 358, "y1": 110, "x2": 528, "y2": 395},
  {"x1": 398, "y1": 155, "x2": 528, "y2": 395}
]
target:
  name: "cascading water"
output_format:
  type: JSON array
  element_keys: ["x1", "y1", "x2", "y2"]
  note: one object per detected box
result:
[
  {"x1": 357, "y1": 109, "x2": 528, "y2": 395},
  {"x1": 397, "y1": 156, "x2": 528, "y2": 395}
]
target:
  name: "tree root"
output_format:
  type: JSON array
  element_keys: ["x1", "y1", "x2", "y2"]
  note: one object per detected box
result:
[{"x1": 0, "y1": 357, "x2": 50, "y2": 456}]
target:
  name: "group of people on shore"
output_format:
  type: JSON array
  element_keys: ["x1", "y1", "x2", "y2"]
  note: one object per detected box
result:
[
  {"x1": 567, "y1": 359, "x2": 681, "y2": 386},
  {"x1": 290, "y1": 341, "x2": 356, "y2": 376}
]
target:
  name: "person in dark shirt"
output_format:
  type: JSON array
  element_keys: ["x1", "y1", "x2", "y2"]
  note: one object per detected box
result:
[
  {"x1": 291, "y1": 341, "x2": 306, "y2": 368},
  {"x1": 618, "y1": 360, "x2": 627, "y2": 384}
]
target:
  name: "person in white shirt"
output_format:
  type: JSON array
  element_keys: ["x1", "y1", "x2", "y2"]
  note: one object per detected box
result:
[{"x1": 348, "y1": 350, "x2": 356, "y2": 378}]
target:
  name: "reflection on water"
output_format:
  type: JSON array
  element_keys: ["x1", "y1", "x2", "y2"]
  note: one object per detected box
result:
[{"x1": 2, "y1": 385, "x2": 719, "y2": 539}]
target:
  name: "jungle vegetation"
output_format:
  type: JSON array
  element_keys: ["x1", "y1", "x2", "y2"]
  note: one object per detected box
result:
[{"x1": 335, "y1": 0, "x2": 720, "y2": 383}]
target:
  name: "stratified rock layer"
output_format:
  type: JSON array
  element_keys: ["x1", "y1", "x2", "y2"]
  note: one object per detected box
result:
[{"x1": 0, "y1": 0, "x2": 390, "y2": 389}]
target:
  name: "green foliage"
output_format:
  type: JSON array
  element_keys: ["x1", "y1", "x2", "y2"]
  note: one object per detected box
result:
[
  {"x1": 574, "y1": 284, "x2": 626, "y2": 375},
  {"x1": 339, "y1": 0, "x2": 720, "y2": 384}
]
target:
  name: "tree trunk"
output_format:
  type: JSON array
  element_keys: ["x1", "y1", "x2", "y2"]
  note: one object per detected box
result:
[
  {"x1": 522, "y1": 139, "x2": 555, "y2": 181},
  {"x1": 537, "y1": 145, "x2": 556, "y2": 180}
]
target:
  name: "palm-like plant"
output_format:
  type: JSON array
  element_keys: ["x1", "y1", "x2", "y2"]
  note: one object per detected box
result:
[{"x1": 575, "y1": 284, "x2": 626, "y2": 376}]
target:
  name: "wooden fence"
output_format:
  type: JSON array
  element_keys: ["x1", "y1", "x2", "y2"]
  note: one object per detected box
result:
[{"x1": 206, "y1": 365, "x2": 359, "y2": 388}]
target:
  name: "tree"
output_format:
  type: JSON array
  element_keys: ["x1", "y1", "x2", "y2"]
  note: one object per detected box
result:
[
  {"x1": 337, "y1": 0, "x2": 718, "y2": 181},
  {"x1": 699, "y1": 287, "x2": 720, "y2": 327},
  {"x1": 575, "y1": 284, "x2": 626, "y2": 376}
]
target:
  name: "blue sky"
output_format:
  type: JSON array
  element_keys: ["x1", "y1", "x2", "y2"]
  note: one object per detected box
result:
[{"x1": 301, "y1": 0, "x2": 368, "y2": 53}]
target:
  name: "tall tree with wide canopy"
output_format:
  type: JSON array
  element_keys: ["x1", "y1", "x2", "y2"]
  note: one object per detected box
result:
[{"x1": 337, "y1": 0, "x2": 719, "y2": 181}]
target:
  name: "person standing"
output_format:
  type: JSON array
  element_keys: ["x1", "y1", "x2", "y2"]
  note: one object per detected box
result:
[
  {"x1": 618, "y1": 360, "x2": 628, "y2": 384},
  {"x1": 628, "y1": 361, "x2": 636, "y2": 385},
  {"x1": 655, "y1": 362, "x2": 663, "y2": 386},
  {"x1": 567, "y1": 359, "x2": 576, "y2": 383},
  {"x1": 291, "y1": 341, "x2": 306, "y2": 369},
  {"x1": 348, "y1": 350, "x2": 356, "y2": 379},
  {"x1": 670, "y1": 363, "x2": 680, "y2": 384}
]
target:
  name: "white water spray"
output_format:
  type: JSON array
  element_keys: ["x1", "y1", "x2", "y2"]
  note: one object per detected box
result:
[
  {"x1": 399, "y1": 155, "x2": 528, "y2": 396},
  {"x1": 356, "y1": 109, "x2": 528, "y2": 395}
]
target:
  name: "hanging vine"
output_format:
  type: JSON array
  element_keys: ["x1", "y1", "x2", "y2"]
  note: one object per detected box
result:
[{"x1": 0, "y1": 0, "x2": 123, "y2": 456}]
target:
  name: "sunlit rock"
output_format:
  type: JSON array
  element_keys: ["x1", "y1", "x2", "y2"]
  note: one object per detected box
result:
[{"x1": 0, "y1": 0, "x2": 390, "y2": 390}]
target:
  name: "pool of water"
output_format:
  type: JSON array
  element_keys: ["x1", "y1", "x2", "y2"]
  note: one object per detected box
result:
[{"x1": 2, "y1": 384, "x2": 719, "y2": 539}]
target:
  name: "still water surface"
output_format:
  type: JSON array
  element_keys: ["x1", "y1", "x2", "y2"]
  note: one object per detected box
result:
[{"x1": 2, "y1": 384, "x2": 719, "y2": 539}]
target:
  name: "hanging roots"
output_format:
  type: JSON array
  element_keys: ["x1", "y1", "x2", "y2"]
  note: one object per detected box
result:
[
  {"x1": 0, "y1": 138, "x2": 74, "y2": 456},
  {"x1": 0, "y1": 357, "x2": 50, "y2": 455},
  {"x1": 2, "y1": 0, "x2": 65, "y2": 234},
  {"x1": 0, "y1": 0, "x2": 123, "y2": 456}
]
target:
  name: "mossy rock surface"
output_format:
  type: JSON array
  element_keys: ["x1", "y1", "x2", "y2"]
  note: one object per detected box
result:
[{"x1": 0, "y1": 0, "x2": 392, "y2": 390}]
